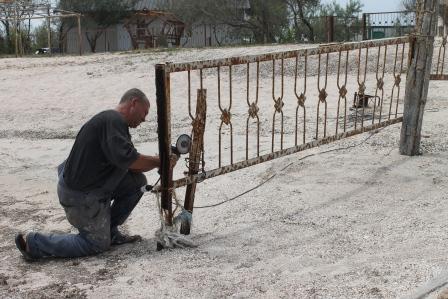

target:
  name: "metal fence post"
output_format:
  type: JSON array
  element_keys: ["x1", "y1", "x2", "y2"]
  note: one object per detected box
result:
[
  {"x1": 362, "y1": 13, "x2": 367, "y2": 40},
  {"x1": 400, "y1": 0, "x2": 438, "y2": 156},
  {"x1": 326, "y1": 16, "x2": 335, "y2": 43},
  {"x1": 155, "y1": 64, "x2": 173, "y2": 226}
]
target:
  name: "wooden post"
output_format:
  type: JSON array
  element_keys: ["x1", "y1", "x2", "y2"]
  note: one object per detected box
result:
[
  {"x1": 181, "y1": 89, "x2": 207, "y2": 235},
  {"x1": 362, "y1": 13, "x2": 367, "y2": 40},
  {"x1": 77, "y1": 15, "x2": 83, "y2": 56},
  {"x1": 155, "y1": 64, "x2": 173, "y2": 227},
  {"x1": 400, "y1": 0, "x2": 438, "y2": 156},
  {"x1": 326, "y1": 16, "x2": 335, "y2": 43}
]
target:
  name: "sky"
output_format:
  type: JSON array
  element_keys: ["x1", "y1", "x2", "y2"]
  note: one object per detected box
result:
[{"x1": 321, "y1": 0, "x2": 404, "y2": 13}]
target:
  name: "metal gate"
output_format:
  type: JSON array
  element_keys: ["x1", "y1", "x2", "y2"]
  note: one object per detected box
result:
[{"x1": 155, "y1": 36, "x2": 411, "y2": 226}]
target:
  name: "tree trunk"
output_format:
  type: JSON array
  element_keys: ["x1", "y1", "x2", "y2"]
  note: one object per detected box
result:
[
  {"x1": 85, "y1": 30, "x2": 102, "y2": 53},
  {"x1": 297, "y1": 4, "x2": 314, "y2": 42}
]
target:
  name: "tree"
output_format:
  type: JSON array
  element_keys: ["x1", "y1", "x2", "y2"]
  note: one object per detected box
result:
[
  {"x1": 58, "y1": 0, "x2": 136, "y2": 52},
  {"x1": 0, "y1": 0, "x2": 34, "y2": 54},
  {"x1": 170, "y1": 0, "x2": 288, "y2": 44},
  {"x1": 32, "y1": 22, "x2": 57, "y2": 50},
  {"x1": 401, "y1": 0, "x2": 416, "y2": 10},
  {"x1": 283, "y1": 0, "x2": 320, "y2": 42}
]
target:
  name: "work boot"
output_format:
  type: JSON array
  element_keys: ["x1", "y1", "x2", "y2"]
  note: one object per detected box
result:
[
  {"x1": 110, "y1": 228, "x2": 141, "y2": 246},
  {"x1": 15, "y1": 233, "x2": 36, "y2": 261}
]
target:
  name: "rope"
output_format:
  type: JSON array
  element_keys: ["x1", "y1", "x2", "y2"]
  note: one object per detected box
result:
[{"x1": 153, "y1": 191, "x2": 196, "y2": 249}]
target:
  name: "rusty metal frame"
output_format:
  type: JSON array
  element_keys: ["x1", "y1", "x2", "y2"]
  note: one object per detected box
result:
[
  {"x1": 431, "y1": 3, "x2": 448, "y2": 80},
  {"x1": 165, "y1": 37, "x2": 410, "y2": 73},
  {"x1": 431, "y1": 36, "x2": 447, "y2": 79},
  {"x1": 170, "y1": 118, "x2": 403, "y2": 189},
  {"x1": 156, "y1": 36, "x2": 410, "y2": 221}
]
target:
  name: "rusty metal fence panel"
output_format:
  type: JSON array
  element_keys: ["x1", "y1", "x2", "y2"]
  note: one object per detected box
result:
[
  {"x1": 431, "y1": 26, "x2": 448, "y2": 80},
  {"x1": 156, "y1": 37, "x2": 410, "y2": 194},
  {"x1": 431, "y1": 3, "x2": 448, "y2": 80}
]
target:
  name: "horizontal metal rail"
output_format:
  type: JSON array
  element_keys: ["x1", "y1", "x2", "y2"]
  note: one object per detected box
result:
[
  {"x1": 169, "y1": 117, "x2": 403, "y2": 190},
  {"x1": 165, "y1": 36, "x2": 410, "y2": 73},
  {"x1": 430, "y1": 74, "x2": 448, "y2": 80}
]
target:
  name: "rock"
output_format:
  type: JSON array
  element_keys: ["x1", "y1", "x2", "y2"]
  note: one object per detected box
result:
[{"x1": 438, "y1": 288, "x2": 448, "y2": 299}]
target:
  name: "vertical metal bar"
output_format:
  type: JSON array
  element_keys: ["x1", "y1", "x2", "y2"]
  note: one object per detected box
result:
[
  {"x1": 155, "y1": 64, "x2": 173, "y2": 226},
  {"x1": 246, "y1": 63, "x2": 250, "y2": 160},
  {"x1": 323, "y1": 53, "x2": 329, "y2": 137},
  {"x1": 374, "y1": 45, "x2": 387, "y2": 124},
  {"x1": 280, "y1": 59, "x2": 284, "y2": 150},
  {"x1": 389, "y1": 44, "x2": 400, "y2": 120},
  {"x1": 316, "y1": 52, "x2": 329, "y2": 139},
  {"x1": 316, "y1": 53, "x2": 322, "y2": 139},
  {"x1": 229, "y1": 65, "x2": 234, "y2": 164},
  {"x1": 302, "y1": 53, "x2": 308, "y2": 144},
  {"x1": 362, "y1": 13, "x2": 367, "y2": 41},
  {"x1": 361, "y1": 47, "x2": 369, "y2": 128},
  {"x1": 394, "y1": 43, "x2": 406, "y2": 118},
  {"x1": 218, "y1": 66, "x2": 222, "y2": 167},
  {"x1": 327, "y1": 16, "x2": 335, "y2": 43},
  {"x1": 271, "y1": 58, "x2": 284, "y2": 152},
  {"x1": 336, "y1": 50, "x2": 348, "y2": 135},
  {"x1": 256, "y1": 62, "x2": 260, "y2": 157},
  {"x1": 272, "y1": 59, "x2": 276, "y2": 152}
]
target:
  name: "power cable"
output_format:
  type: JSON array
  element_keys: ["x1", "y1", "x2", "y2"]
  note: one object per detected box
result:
[{"x1": 193, "y1": 127, "x2": 386, "y2": 209}]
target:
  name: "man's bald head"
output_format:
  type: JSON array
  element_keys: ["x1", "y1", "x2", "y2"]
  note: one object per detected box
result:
[
  {"x1": 116, "y1": 88, "x2": 150, "y2": 128},
  {"x1": 120, "y1": 88, "x2": 150, "y2": 106}
]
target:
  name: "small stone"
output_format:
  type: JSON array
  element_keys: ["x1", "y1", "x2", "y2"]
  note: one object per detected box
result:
[
  {"x1": 0, "y1": 277, "x2": 7, "y2": 286},
  {"x1": 438, "y1": 288, "x2": 448, "y2": 299}
]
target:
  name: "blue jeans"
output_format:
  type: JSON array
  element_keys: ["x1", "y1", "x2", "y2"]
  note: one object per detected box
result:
[{"x1": 26, "y1": 164, "x2": 147, "y2": 258}]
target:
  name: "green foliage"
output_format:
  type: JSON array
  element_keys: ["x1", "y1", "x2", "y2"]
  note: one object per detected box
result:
[
  {"x1": 401, "y1": 0, "x2": 416, "y2": 10},
  {"x1": 284, "y1": 0, "x2": 321, "y2": 42},
  {"x1": 279, "y1": 27, "x2": 296, "y2": 43},
  {"x1": 32, "y1": 23, "x2": 57, "y2": 50}
]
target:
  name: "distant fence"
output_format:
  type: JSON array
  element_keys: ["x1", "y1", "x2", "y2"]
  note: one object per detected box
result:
[
  {"x1": 363, "y1": 11, "x2": 416, "y2": 40},
  {"x1": 155, "y1": 36, "x2": 411, "y2": 225},
  {"x1": 295, "y1": 11, "x2": 415, "y2": 44}
]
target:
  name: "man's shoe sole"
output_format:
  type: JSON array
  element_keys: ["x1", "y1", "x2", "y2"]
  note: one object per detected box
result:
[{"x1": 15, "y1": 234, "x2": 36, "y2": 261}]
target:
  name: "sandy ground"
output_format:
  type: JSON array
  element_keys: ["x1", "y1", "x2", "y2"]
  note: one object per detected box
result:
[{"x1": 0, "y1": 43, "x2": 448, "y2": 299}]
